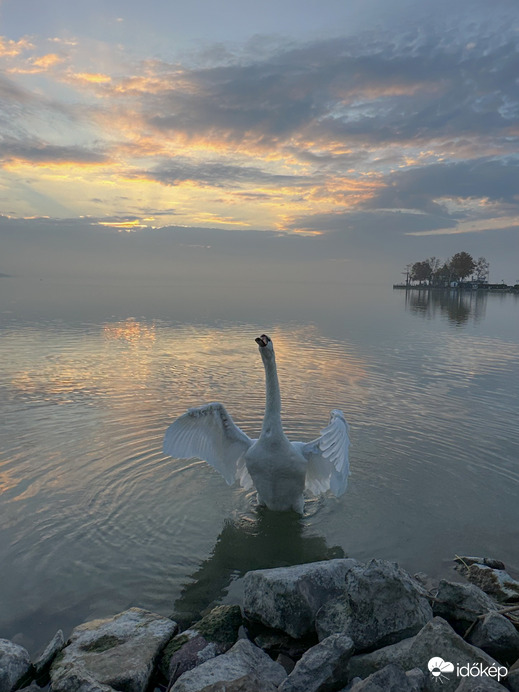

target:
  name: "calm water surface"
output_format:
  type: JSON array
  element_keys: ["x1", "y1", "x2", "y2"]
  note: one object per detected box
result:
[{"x1": 1, "y1": 278, "x2": 518, "y2": 655}]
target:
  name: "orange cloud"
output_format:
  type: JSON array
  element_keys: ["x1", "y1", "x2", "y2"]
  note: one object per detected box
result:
[
  {"x1": 0, "y1": 36, "x2": 33, "y2": 57},
  {"x1": 97, "y1": 219, "x2": 148, "y2": 230},
  {"x1": 7, "y1": 52, "x2": 65, "y2": 74},
  {"x1": 70, "y1": 72, "x2": 112, "y2": 84},
  {"x1": 190, "y1": 212, "x2": 251, "y2": 227}
]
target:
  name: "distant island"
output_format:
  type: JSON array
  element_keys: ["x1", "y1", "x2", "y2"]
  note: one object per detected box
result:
[{"x1": 393, "y1": 252, "x2": 518, "y2": 291}]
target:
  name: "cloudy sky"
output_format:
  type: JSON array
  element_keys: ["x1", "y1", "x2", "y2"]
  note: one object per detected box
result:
[{"x1": 1, "y1": 0, "x2": 518, "y2": 283}]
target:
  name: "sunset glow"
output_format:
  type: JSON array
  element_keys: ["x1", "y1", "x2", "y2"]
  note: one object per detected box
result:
[{"x1": 1, "y1": 0, "x2": 518, "y2": 281}]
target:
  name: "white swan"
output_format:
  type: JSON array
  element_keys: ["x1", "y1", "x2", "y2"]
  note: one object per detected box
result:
[{"x1": 163, "y1": 334, "x2": 350, "y2": 513}]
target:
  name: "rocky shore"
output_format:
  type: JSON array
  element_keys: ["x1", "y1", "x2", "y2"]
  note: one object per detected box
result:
[{"x1": 2, "y1": 555, "x2": 519, "y2": 692}]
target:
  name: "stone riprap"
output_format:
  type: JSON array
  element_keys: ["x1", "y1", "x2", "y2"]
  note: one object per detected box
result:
[
  {"x1": 278, "y1": 633, "x2": 354, "y2": 692},
  {"x1": 315, "y1": 559, "x2": 433, "y2": 651},
  {"x1": 169, "y1": 639, "x2": 286, "y2": 692},
  {"x1": 1, "y1": 555, "x2": 517, "y2": 692},
  {"x1": 432, "y1": 580, "x2": 498, "y2": 635},
  {"x1": 243, "y1": 558, "x2": 358, "y2": 639},
  {"x1": 50, "y1": 607, "x2": 177, "y2": 692},
  {"x1": 455, "y1": 557, "x2": 519, "y2": 602},
  {"x1": 159, "y1": 604, "x2": 242, "y2": 684},
  {"x1": 0, "y1": 639, "x2": 31, "y2": 692}
]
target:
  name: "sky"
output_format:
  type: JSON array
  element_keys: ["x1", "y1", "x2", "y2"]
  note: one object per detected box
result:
[{"x1": 1, "y1": 0, "x2": 518, "y2": 283}]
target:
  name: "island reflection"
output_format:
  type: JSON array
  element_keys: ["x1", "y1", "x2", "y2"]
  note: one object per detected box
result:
[{"x1": 405, "y1": 289, "x2": 488, "y2": 325}]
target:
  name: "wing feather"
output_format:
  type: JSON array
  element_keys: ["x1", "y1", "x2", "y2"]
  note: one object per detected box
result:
[
  {"x1": 163, "y1": 402, "x2": 254, "y2": 486},
  {"x1": 301, "y1": 409, "x2": 350, "y2": 497}
]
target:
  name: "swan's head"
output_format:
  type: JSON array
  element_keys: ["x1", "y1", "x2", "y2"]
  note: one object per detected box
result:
[{"x1": 255, "y1": 334, "x2": 274, "y2": 357}]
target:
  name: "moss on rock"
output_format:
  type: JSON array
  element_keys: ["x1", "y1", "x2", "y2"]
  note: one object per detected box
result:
[{"x1": 195, "y1": 605, "x2": 242, "y2": 645}]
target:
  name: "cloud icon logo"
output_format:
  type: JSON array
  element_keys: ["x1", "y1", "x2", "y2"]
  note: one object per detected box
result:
[{"x1": 428, "y1": 657, "x2": 455, "y2": 680}]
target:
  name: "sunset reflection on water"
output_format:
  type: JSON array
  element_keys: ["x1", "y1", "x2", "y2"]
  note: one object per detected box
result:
[{"x1": 1, "y1": 281, "x2": 518, "y2": 657}]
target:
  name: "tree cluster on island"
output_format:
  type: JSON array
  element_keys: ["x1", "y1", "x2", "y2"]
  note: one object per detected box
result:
[{"x1": 408, "y1": 252, "x2": 490, "y2": 286}]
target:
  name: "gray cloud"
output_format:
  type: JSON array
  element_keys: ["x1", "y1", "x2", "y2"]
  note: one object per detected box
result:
[
  {"x1": 0, "y1": 138, "x2": 108, "y2": 164},
  {"x1": 365, "y1": 157, "x2": 519, "y2": 215},
  {"x1": 140, "y1": 27, "x2": 519, "y2": 150},
  {"x1": 139, "y1": 158, "x2": 312, "y2": 188}
]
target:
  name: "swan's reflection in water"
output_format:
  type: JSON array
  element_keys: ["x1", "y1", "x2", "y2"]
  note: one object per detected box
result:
[{"x1": 172, "y1": 506, "x2": 344, "y2": 628}]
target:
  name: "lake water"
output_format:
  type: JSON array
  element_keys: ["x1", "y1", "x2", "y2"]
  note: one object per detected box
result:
[{"x1": 1, "y1": 278, "x2": 518, "y2": 657}]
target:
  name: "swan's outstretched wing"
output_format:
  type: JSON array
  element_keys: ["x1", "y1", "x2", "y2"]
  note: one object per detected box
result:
[
  {"x1": 300, "y1": 409, "x2": 350, "y2": 497},
  {"x1": 163, "y1": 402, "x2": 254, "y2": 486}
]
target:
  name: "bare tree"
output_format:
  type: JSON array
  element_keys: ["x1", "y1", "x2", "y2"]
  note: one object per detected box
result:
[{"x1": 473, "y1": 256, "x2": 490, "y2": 282}]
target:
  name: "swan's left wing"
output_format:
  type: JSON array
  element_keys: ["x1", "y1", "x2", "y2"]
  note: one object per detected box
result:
[
  {"x1": 300, "y1": 409, "x2": 350, "y2": 497},
  {"x1": 163, "y1": 402, "x2": 254, "y2": 486}
]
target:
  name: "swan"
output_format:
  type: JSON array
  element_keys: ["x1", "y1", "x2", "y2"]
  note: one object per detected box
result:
[{"x1": 163, "y1": 334, "x2": 350, "y2": 514}]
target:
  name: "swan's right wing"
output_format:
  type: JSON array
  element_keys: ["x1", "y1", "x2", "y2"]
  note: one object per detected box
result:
[
  {"x1": 163, "y1": 402, "x2": 254, "y2": 486},
  {"x1": 301, "y1": 409, "x2": 350, "y2": 497}
]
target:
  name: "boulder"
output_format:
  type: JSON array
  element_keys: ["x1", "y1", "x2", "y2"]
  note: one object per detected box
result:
[
  {"x1": 194, "y1": 605, "x2": 242, "y2": 645},
  {"x1": 170, "y1": 639, "x2": 286, "y2": 692},
  {"x1": 50, "y1": 607, "x2": 177, "y2": 692},
  {"x1": 0, "y1": 639, "x2": 32, "y2": 692},
  {"x1": 49, "y1": 665, "x2": 114, "y2": 692},
  {"x1": 163, "y1": 635, "x2": 224, "y2": 686},
  {"x1": 315, "y1": 559, "x2": 433, "y2": 652},
  {"x1": 465, "y1": 564, "x2": 519, "y2": 603},
  {"x1": 278, "y1": 633, "x2": 354, "y2": 692},
  {"x1": 433, "y1": 580, "x2": 498, "y2": 635},
  {"x1": 348, "y1": 617, "x2": 501, "y2": 692},
  {"x1": 406, "y1": 667, "x2": 426, "y2": 692},
  {"x1": 243, "y1": 559, "x2": 357, "y2": 639},
  {"x1": 34, "y1": 629, "x2": 64, "y2": 678},
  {"x1": 160, "y1": 605, "x2": 242, "y2": 683},
  {"x1": 466, "y1": 612, "x2": 519, "y2": 665},
  {"x1": 455, "y1": 557, "x2": 507, "y2": 571},
  {"x1": 348, "y1": 663, "x2": 416, "y2": 691}
]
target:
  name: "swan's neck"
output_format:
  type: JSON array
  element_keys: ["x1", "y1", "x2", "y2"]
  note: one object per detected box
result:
[{"x1": 261, "y1": 353, "x2": 283, "y2": 436}]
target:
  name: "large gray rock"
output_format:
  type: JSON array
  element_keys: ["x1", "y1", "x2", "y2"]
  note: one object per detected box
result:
[
  {"x1": 406, "y1": 667, "x2": 426, "y2": 692},
  {"x1": 243, "y1": 559, "x2": 358, "y2": 639},
  {"x1": 170, "y1": 639, "x2": 286, "y2": 692},
  {"x1": 160, "y1": 605, "x2": 242, "y2": 684},
  {"x1": 50, "y1": 607, "x2": 177, "y2": 692},
  {"x1": 466, "y1": 611, "x2": 519, "y2": 665},
  {"x1": 465, "y1": 564, "x2": 519, "y2": 603},
  {"x1": 49, "y1": 666, "x2": 114, "y2": 692},
  {"x1": 34, "y1": 629, "x2": 64, "y2": 677},
  {"x1": 0, "y1": 639, "x2": 32, "y2": 692},
  {"x1": 433, "y1": 580, "x2": 498, "y2": 635},
  {"x1": 315, "y1": 559, "x2": 433, "y2": 652},
  {"x1": 348, "y1": 663, "x2": 415, "y2": 691},
  {"x1": 278, "y1": 633, "x2": 354, "y2": 692},
  {"x1": 455, "y1": 557, "x2": 506, "y2": 571},
  {"x1": 164, "y1": 635, "x2": 223, "y2": 686},
  {"x1": 348, "y1": 617, "x2": 502, "y2": 692}
]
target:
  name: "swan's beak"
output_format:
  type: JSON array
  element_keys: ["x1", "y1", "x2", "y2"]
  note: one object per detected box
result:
[{"x1": 255, "y1": 334, "x2": 270, "y2": 348}]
